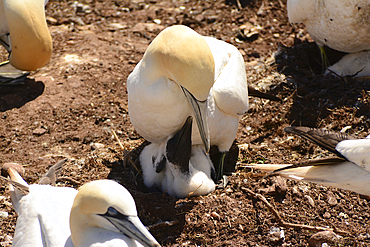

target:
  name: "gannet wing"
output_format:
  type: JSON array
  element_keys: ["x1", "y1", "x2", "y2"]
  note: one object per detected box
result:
[{"x1": 203, "y1": 36, "x2": 249, "y2": 116}]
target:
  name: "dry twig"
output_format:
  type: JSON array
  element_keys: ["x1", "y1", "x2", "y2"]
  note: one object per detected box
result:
[
  {"x1": 241, "y1": 187, "x2": 350, "y2": 236},
  {"x1": 112, "y1": 129, "x2": 142, "y2": 175}
]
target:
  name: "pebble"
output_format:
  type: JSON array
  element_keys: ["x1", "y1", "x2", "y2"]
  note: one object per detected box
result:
[
  {"x1": 90, "y1": 143, "x2": 105, "y2": 150},
  {"x1": 0, "y1": 211, "x2": 8, "y2": 219},
  {"x1": 308, "y1": 231, "x2": 339, "y2": 247},
  {"x1": 268, "y1": 226, "x2": 284, "y2": 243},
  {"x1": 304, "y1": 195, "x2": 315, "y2": 207},
  {"x1": 323, "y1": 211, "x2": 331, "y2": 219},
  {"x1": 210, "y1": 212, "x2": 220, "y2": 220},
  {"x1": 33, "y1": 128, "x2": 47, "y2": 136},
  {"x1": 326, "y1": 191, "x2": 338, "y2": 206}
]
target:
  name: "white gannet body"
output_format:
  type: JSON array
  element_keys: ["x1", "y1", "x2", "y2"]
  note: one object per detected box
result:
[
  {"x1": 288, "y1": 0, "x2": 370, "y2": 53},
  {"x1": 203, "y1": 36, "x2": 249, "y2": 153},
  {"x1": 287, "y1": 0, "x2": 370, "y2": 75},
  {"x1": 251, "y1": 126, "x2": 370, "y2": 196},
  {"x1": 0, "y1": 0, "x2": 52, "y2": 83},
  {"x1": 3, "y1": 167, "x2": 160, "y2": 247},
  {"x1": 128, "y1": 25, "x2": 249, "y2": 187}
]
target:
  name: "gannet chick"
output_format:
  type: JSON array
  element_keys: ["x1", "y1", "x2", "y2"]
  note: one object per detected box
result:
[
  {"x1": 287, "y1": 0, "x2": 370, "y2": 71},
  {"x1": 2, "y1": 164, "x2": 160, "y2": 247},
  {"x1": 0, "y1": 0, "x2": 52, "y2": 84},
  {"x1": 128, "y1": 25, "x2": 250, "y2": 182},
  {"x1": 250, "y1": 126, "x2": 370, "y2": 196},
  {"x1": 140, "y1": 116, "x2": 216, "y2": 198}
]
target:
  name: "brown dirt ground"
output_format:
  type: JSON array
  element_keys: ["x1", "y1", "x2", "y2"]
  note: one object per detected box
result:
[{"x1": 1, "y1": 0, "x2": 370, "y2": 246}]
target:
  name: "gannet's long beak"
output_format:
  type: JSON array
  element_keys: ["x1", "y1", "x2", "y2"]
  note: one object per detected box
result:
[
  {"x1": 181, "y1": 86, "x2": 210, "y2": 153},
  {"x1": 0, "y1": 33, "x2": 11, "y2": 52},
  {"x1": 166, "y1": 116, "x2": 192, "y2": 173},
  {"x1": 99, "y1": 208, "x2": 161, "y2": 247}
]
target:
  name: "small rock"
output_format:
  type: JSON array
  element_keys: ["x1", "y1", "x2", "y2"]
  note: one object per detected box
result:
[
  {"x1": 258, "y1": 176, "x2": 287, "y2": 195},
  {"x1": 326, "y1": 191, "x2": 338, "y2": 206},
  {"x1": 91, "y1": 143, "x2": 105, "y2": 150},
  {"x1": 291, "y1": 187, "x2": 301, "y2": 197},
  {"x1": 46, "y1": 16, "x2": 58, "y2": 25},
  {"x1": 153, "y1": 19, "x2": 161, "y2": 25},
  {"x1": 210, "y1": 211, "x2": 220, "y2": 220},
  {"x1": 0, "y1": 211, "x2": 8, "y2": 218},
  {"x1": 338, "y1": 212, "x2": 348, "y2": 219},
  {"x1": 304, "y1": 195, "x2": 315, "y2": 207},
  {"x1": 323, "y1": 211, "x2": 331, "y2": 219},
  {"x1": 108, "y1": 23, "x2": 127, "y2": 31},
  {"x1": 268, "y1": 226, "x2": 284, "y2": 243},
  {"x1": 33, "y1": 128, "x2": 47, "y2": 136},
  {"x1": 308, "y1": 231, "x2": 339, "y2": 247},
  {"x1": 195, "y1": 14, "x2": 205, "y2": 22}
]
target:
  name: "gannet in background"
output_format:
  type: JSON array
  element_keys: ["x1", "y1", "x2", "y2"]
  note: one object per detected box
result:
[
  {"x1": 250, "y1": 126, "x2": 370, "y2": 196},
  {"x1": 1, "y1": 163, "x2": 160, "y2": 247},
  {"x1": 128, "y1": 25, "x2": 251, "y2": 188},
  {"x1": 0, "y1": 0, "x2": 52, "y2": 84},
  {"x1": 287, "y1": 0, "x2": 370, "y2": 74},
  {"x1": 140, "y1": 116, "x2": 216, "y2": 198}
]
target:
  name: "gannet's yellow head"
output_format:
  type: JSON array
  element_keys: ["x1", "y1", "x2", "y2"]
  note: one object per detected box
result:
[
  {"x1": 4, "y1": 0, "x2": 52, "y2": 71},
  {"x1": 143, "y1": 25, "x2": 215, "y2": 101},
  {"x1": 70, "y1": 180, "x2": 160, "y2": 247}
]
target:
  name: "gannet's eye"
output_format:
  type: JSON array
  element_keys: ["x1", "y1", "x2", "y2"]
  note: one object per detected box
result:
[{"x1": 107, "y1": 207, "x2": 118, "y2": 216}]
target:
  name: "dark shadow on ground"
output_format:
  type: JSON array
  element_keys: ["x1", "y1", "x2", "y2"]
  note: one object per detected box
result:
[
  {"x1": 274, "y1": 40, "x2": 370, "y2": 127},
  {"x1": 0, "y1": 78, "x2": 45, "y2": 112}
]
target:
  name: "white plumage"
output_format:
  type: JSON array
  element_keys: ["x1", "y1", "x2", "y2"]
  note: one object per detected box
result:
[
  {"x1": 141, "y1": 143, "x2": 216, "y2": 198},
  {"x1": 250, "y1": 126, "x2": 370, "y2": 196},
  {"x1": 3, "y1": 167, "x2": 160, "y2": 247},
  {"x1": 127, "y1": 25, "x2": 249, "y2": 196},
  {"x1": 288, "y1": 0, "x2": 370, "y2": 53},
  {"x1": 287, "y1": 0, "x2": 370, "y2": 75}
]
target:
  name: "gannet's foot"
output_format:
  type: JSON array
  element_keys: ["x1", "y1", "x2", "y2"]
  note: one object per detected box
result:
[
  {"x1": 319, "y1": 45, "x2": 330, "y2": 73},
  {"x1": 0, "y1": 61, "x2": 29, "y2": 85}
]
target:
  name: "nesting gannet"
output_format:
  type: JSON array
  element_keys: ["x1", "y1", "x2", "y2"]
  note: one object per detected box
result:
[
  {"x1": 1, "y1": 164, "x2": 160, "y2": 246},
  {"x1": 0, "y1": 0, "x2": 52, "y2": 84},
  {"x1": 287, "y1": 0, "x2": 370, "y2": 73},
  {"x1": 128, "y1": 25, "x2": 250, "y2": 186},
  {"x1": 140, "y1": 116, "x2": 216, "y2": 198},
  {"x1": 250, "y1": 126, "x2": 370, "y2": 196}
]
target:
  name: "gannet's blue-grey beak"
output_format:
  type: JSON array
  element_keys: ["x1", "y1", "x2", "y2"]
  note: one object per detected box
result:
[
  {"x1": 181, "y1": 86, "x2": 210, "y2": 153},
  {"x1": 99, "y1": 207, "x2": 161, "y2": 247}
]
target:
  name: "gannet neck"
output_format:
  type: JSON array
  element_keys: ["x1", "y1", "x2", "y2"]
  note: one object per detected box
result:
[
  {"x1": 142, "y1": 25, "x2": 215, "y2": 101},
  {"x1": 4, "y1": 0, "x2": 52, "y2": 71},
  {"x1": 287, "y1": 0, "x2": 314, "y2": 24},
  {"x1": 70, "y1": 180, "x2": 160, "y2": 247}
]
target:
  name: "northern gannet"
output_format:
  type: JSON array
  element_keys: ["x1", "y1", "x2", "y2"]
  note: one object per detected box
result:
[
  {"x1": 250, "y1": 126, "x2": 370, "y2": 196},
  {"x1": 1, "y1": 163, "x2": 160, "y2": 247},
  {"x1": 140, "y1": 116, "x2": 216, "y2": 198},
  {"x1": 128, "y1": 25, "x2": 249, "y2": 188},
  {"x1": 0, "y1": 0, "x2": 52, "y2": 84},
  {"x1": 287, "y1": 0, "x2": 370, "y2": 73}
]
